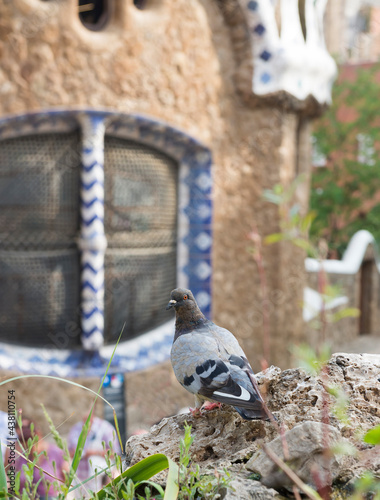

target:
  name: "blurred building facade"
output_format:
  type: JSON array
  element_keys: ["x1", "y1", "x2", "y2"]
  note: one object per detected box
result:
[
  {"x1": 306, "y1": 0, "x2": 380, "y2": 356},
  {"x1": 0, "y1": 0, "x2": 337, "y2": 433},
  {"x1": 325, "y1": 0, "x2": 380, "y2": 63}
]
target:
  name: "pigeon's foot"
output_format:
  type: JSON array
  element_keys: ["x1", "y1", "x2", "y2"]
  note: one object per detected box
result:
[
  {"x1": 189, "y1": 406, "x2": 202, "y2": 417},
  {"x1": 202, "y1": 402, "x2": 222, "y2": 412}
]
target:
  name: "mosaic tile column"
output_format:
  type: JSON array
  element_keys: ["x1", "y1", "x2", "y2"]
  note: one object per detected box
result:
[
  {"x1": 179, "y1": 150, "x2": 213, "y2": 318},
  {"x1": 79, "y1": 114, "x2": 107, "y2": 350}
]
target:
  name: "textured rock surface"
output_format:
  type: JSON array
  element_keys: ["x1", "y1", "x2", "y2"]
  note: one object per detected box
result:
[
  {"x1": 225, "y1": 471, "x2": 285, "y2": 500},
  {"x1": 125, "y1": 353, "x2": 380, "y2": 499},
  {"x1": 262, "y1": 352, "x2": 380, "y2": 436},
  {"x1": 247, "y1": 421, "x2": 342, "y2": 490},
  {"x1": 125, "y1": 405, "x2": 276, "y2": 469}
]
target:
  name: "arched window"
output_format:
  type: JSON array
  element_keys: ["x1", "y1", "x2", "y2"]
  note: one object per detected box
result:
[{"x1": 0, "y1": 111, "x2": 213, "y2": 359}]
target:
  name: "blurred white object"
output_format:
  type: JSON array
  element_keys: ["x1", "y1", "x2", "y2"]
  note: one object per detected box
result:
[{"x1": 240, "y1": 0, "x2": 337, "y2": 104}]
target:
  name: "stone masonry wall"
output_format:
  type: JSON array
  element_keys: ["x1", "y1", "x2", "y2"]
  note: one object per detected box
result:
[{"x1": 0, "y1": 0, "x2": 310, "y2": 434}]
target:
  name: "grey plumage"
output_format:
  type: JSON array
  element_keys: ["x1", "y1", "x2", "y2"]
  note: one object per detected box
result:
[{"x1": 167, "y1": 288, "x2": 274, "y2": 421}]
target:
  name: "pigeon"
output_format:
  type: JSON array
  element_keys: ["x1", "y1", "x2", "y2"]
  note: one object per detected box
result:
[{"x1": 167, "y1": 288, "x2": 274, "y2": 421}]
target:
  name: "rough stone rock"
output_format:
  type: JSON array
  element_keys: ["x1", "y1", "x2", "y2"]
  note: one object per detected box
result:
[
  {"x1": 124, "y1": 353, "x2": 380, "y2": 499},
  {"x1": 125, "y1": 405, "x2": 278, "y2": 470},
  {"x1": 259, "y1": 352, "x2": 380, "y2": 437},
  {"x1": 247, "y1": 421, "x2": 342, "y2": 490},
  {"x1": 225, "y1": 469, "x2": 286, "y2": 499}
]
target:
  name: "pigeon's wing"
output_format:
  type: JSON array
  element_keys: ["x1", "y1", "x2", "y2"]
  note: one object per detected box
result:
[
  {"x1": 171, "y1": 332, "x2": 269, "y2": 420},
  {"x1": 207, "y1": 323, "x2": 246, "y2": 356}
]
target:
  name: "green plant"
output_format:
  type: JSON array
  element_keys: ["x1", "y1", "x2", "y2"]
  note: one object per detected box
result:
[
  {"x1": 311, "y1": 62, "x2": 380, "y2": 257},
  {"x1": 293, "y1": 343, "x2": 380, "y2": 499},
  {"x1": 247, "y1": 176, "x2": 379, "y2": 499},
  {"x1": 0, "y1": 331, "x2": 180, "y2": 499},
  {"x1": 262, "y1": 174, "x2": 316, "y2": 255},
  {"x1": 96, "y1": 453, "x2": 179, "y2": 499},
  {"x1": 177, "y1": 422, "x2": 232, "y2": 500}
]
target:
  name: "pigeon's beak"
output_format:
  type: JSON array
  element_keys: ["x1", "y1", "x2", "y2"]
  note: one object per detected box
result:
[{"x1": 166, "y1": 299, "x2": 177, "y2": 310}]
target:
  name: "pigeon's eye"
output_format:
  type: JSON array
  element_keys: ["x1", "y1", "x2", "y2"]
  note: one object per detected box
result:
[{"x1": 183, "y1": 294, "x2": 188, "y2": 300}]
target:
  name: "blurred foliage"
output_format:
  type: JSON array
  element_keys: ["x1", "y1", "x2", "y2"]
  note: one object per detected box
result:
[
  {"x1": 363, "y1": 424, "x2": 380, "y2": 446},
  {"x1": 263, "y1": 174, "x2": 317, "y2": 256},
  {"x1": 292, "y1": 343, "x2": 332, "y2": 376},
  {"x1": 311, "y1": 62, "x2": 380, "y2": 257}
]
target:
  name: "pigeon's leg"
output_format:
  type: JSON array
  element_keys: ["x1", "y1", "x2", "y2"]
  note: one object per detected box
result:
[
  {"x1": 189, "y1": 395, "x2": 204, "y2": 417},
  {"x1": 202, "y1": 401, "x2": 222, "y2": 411}
]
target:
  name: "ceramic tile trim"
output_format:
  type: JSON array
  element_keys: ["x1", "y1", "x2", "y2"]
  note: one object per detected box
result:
[
  {"x1": 0, "y1": 109, "x2": 213, "y2": 377},
  {"x1": 240, "y1": 0, "x2": 337, "y2": 104}
]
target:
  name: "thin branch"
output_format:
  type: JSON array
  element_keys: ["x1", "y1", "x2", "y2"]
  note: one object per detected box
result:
[{"x1": 262, "y1": 444, "x2": 323, "y2": 500}]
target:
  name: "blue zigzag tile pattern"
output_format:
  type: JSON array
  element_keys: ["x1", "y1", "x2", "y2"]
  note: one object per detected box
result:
[
  {"x1": 78, "y1": 115, "x2": 107, "y2": 351},
  {"x1": 0, "y1": 109, "x2": 213, "y2": 377}
]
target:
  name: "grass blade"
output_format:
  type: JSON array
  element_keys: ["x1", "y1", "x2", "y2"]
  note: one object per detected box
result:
[
  {"x1": 0, "y1": 442, "x2": 7, "y2": 495},
  {"x1": 164, "y1": 456, "x2": 179, "y2": 500},
  {"x1": 0, "y1": 375, "x2": 111, "y2": 407},
  {"x1": 66, "y1": 328, "x2": 125, "y2": 492},
  {"x1": 96, "y1": 453, "x2": 179, "y2": 500}
]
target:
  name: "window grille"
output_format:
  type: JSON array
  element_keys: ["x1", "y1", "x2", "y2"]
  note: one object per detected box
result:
[
  {"x1": 103, "y1": 136, "x2": 178, "y2": 342},
  {"x1": 0, "y1": 130, "x2": 178, "y2": 347},
  {"x1": 0, "y1": 132, "x2": 81, "y2": 346}
]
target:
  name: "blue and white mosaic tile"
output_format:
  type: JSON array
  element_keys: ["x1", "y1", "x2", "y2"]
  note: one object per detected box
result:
[
  {"x1": 238, "y1": 0, "x2": 337, "y2": 104},
  {"x1": 0, "y1": 109, "x2": 213, "y2": 377}
]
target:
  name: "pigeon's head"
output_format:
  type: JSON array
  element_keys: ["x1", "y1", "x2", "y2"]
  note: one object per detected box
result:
[{"x1": 166, "y1": 288, "x2": 197, "y2": 312}]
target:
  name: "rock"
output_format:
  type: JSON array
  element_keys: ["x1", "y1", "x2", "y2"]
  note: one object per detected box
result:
[
  {"x1": 261, "y1": 353, "x2": 380, "y2": 436},
  {"x1": 226, "y1": 469, "x2": 285, "y2": 499},
  {"x1": 125, "y1": 404, "x2": 278, "y2": 469},
  {"x1": 247, "y1": 421, "x2": 342, "y2": 490},
  {"x1": 124, "y1": 353, "x2": 380, "y2": 499}
]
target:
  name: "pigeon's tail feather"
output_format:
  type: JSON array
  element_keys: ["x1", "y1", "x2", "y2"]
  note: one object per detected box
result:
[{"x1": 233, "y1": 405, "x2": 272, "y2": 421}]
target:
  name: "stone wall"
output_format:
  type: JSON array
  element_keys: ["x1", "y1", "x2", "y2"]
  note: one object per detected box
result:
[{"x1": 0, "y1": 0, "x2": 317, "y2": 434}]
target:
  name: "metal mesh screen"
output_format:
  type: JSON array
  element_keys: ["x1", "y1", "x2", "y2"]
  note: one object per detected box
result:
[
  {"x1": 0, "y1": 132, "x2": 81, "y2": 347},
  {"x1": 104, "y1": 136, "x2": 178, "y2": 342},
  {"x1": 0, "y1": 250, "x2": 80, "y2": 347},
  {"x1": 104, "y1": 249, "x2": 177, "y2": 343},
  {"x1": 0, "y1": 131, "x2": 178, "y2": 347},
  {"x1": 0, "y1": 132, "x2": 81, "y2": 250}
]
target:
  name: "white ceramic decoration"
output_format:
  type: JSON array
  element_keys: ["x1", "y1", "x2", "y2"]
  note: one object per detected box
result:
[{"x1": 241, "y1": 0, "x2": 337, "y2": 103}]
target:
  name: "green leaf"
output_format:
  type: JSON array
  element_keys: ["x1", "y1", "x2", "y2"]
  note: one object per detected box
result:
[
  {"x1": 138, "y1": 480, "x2": 165, "y2": 497},
  {"x1": 331, "y1": 308, "x2": 360, "y2": 323},
  {"x1": 96, "y1": 454, "x2": 179, "y2": 500},
  {"x1": 292, "y1": 238, "x2": 313, "y2": 251},
  {"x1": 292, "y1": 343, "x2": 331, "y2": 376},
  {"x1": 164, "y1": 456, "x2": 180, "y2": 500},
  {"x1": 363, "y1": 424, "x2": 380, "y2": 445},
  {"x1": 264, "y1": 233, "x2": 285, "y2": 245},
  {"x1": 262, "y1": 190, "x2": 283, "y2": 205},
  {"x1": 300, "y1": 211, "x2": 317, "y2": 232}
]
